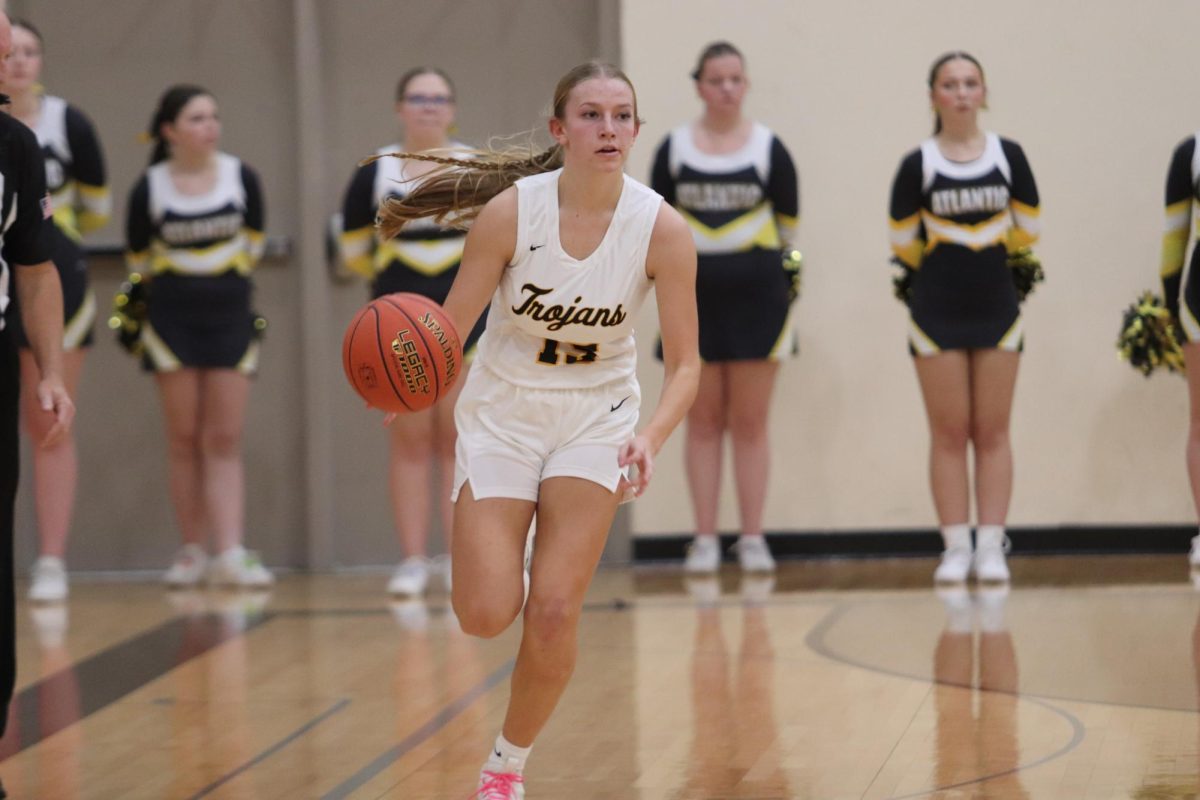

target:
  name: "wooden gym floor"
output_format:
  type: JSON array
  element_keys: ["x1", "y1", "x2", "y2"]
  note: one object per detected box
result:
[{"x1": 2, "y1": 554, "x2": 1199, "y2": 799}]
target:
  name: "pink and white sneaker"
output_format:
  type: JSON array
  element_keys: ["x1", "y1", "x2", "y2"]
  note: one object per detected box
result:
[{"x1": 474, "y1": 767, "x2": 525, "y2": 799}]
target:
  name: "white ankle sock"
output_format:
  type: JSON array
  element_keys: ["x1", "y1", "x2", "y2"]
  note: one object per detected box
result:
[
  {"x1": 941, "y1": 524, "x2": 971, "y2": 551},
  {"x1": 487, "y1": 733, "x2": 532, "y2": 773},
  {"x1": 977, "y1": 525, "x2": 1006, "y2": 550}
]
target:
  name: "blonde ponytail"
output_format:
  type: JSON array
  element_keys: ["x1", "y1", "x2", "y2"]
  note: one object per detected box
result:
[{"x1": 369, "y1": 143, "x2": 562, "y2": 239}]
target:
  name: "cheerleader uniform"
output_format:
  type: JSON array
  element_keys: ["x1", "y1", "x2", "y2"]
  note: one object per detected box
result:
[
  {"x1": 889, "y1": 133, "x2": 1040, "y2": 355},
  {"x1": 651, "y1": 122, "x2": 798, "y2": 361},
  {"x1": 340, "y1": 145, "x2": 486, "y2": 353},
  {"x1": 1161, "y1": 133, "x2": 1200, "y2": 341},
  {"x1": 10, "y1": 95, "x2": 109, "y2": 350},
  {"x1": 125, "y1": 152, "x2": 265, "y2": 373},
  {"x1": 451, "y1": 168, "x2": 661, "y2": 502}
]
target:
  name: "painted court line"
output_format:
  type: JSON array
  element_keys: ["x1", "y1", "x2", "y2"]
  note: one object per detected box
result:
[
  {"x1": 321, "y1": 658, "x2": 516, "y2": 800},
  {"x1": 0, "y1": 612, "x2": 270, "y2": 761},
  {"x1": 187, "y1": 698, "x2": 351, "y2": 799},
  {"x1": 806, "y1": 603, "x2": 1088, "y2": 799}
]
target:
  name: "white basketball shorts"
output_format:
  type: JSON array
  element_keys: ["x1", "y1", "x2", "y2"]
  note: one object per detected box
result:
[{"x1": 451, "y1": 365, "x2": 641, "y2": 503}]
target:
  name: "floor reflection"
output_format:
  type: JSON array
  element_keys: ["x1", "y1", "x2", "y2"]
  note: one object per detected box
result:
[
  {"x1": 933, "y1": 586, "x2": 1028, "y2": 799},
  {"x1": 0, "y1": 605, "x2": 83, "y2": 797},
  {"x1": 166, "y1": 591, "x2": 268, "y2": 798},
  {"x1": 673, "y1": 575, "x2": 791, "y2": 799}
]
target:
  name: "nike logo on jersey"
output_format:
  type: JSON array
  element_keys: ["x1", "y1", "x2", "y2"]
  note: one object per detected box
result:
[
  {"x1": 494, "y1": 748, "x2": 503, "y2": 759},
  {"x1": 610, "y1": 395, "x2": 630, "y2": 412},
  {"x1": 530, "y1": 243, "x2": 545, "y2": 251}
]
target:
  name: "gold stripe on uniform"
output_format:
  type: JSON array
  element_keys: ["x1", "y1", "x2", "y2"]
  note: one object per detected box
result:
[
  {"x1": 63, "y1": 290, "x2": 96, "y2": 350},
  {"x1": 236, "y1": 341, "x2": 260, "y2": 375},
  {"x1": 152, "y1": 238, "x2": 252, "y2": 276},
  {"x1": 680, "y1": 203, "x2": 781, "y2": 253},
  {"x1": 76, "y1": 183, "x2": 112, "y2": 234},
  {"x1": 339, "y1": 228, "x2": 375, "y2": 278},
  {"x1": 767, "y1": 304, "x2": 796, "y2": 360},
  {"x1": 51, "y1": 204, "x2": 81, "y2": 242},
  {"x1": 997, "y1": 316, "x2": 1024, "y2": 351},
  {"x1": 1182, "y1": 302, "x2": 1200, "y2": 344},
  {"x1": 908, "y1": 319, "x2": 941, "y2": 356},
  {"x1": 889, "y1": 213, "x2": 924, "y2": 268},
  {"x1": 378, "y1": 238, "x2": 465, "y2": 277},
  {"x1": 245, "y1": 229, "x2": 266, "y2": 264},
  {"x1": 1162, "y1": 199, "x2": 1193, "y2": 277},
  {"x1": 1162, "y1": 230, "x2": 1189, "y2": 277},
  {"x1": 922, "y1": 210, "x2": 1010, "y2": 252},
  {"x1": 141, "y1": 321, "x2": 182, "y2": 371}
]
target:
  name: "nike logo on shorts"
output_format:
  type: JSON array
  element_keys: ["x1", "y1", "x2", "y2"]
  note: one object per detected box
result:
[
  {"x1": 610, "y1": 395, "x2": 630, "y2": 412},
  {"x1": 530, "y1": 243, "x2": 545, "y2": 251}
]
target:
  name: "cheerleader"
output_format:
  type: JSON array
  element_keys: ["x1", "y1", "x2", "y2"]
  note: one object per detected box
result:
[
  {"x1": 3, "y1": 19, "x2": 108, "y2": 602},
  {"x1": 1161, "y1": 132, "x2": 1200, "y2": 565},
  {"x1": 650, "y1": 42, "x2": 799, "y2": 575},
  {"x1": 888, "y1": 52, "x2": 1040, "y2": 583},
  {"x1": 126, "y1": 85, "x2": 272, "y2": 588},
  {"x1": 340, "y1": 67, "x2": 485, "y2": 597}
]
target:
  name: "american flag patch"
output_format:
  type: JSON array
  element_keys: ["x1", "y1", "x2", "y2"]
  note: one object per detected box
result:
[{"x1": 40, "y1": 194, "x2": 52, "y2": 219}]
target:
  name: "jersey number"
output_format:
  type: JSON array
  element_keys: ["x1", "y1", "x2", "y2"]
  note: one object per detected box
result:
[{"x1": 537, "y1": 339, "x2": 599, "y2": 365}]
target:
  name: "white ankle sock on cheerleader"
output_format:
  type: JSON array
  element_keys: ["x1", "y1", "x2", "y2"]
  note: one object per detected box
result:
[
  {"x1": 941, "y1": 524, "x2": 971, "y2": 551},
  {"x1": 974, "y1": 525, "x2": 1011, "y2": 582},
  {"x1": 934, "y1": 524, "x2": 973, "y2": 583}
]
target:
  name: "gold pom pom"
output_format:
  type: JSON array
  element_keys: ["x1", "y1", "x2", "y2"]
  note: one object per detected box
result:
[{"x1": 1117, "y1": 291, "x2": 1184, "y2": 377}]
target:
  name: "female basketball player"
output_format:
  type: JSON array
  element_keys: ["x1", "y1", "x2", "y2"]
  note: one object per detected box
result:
[
  {"x1": 889, "y1": 52, "x2": 1040, "y2": 583},
  {"x1": 125, "y1": 85, "x2": 272, "y2": 588},
  {"x1": 375, "y1": 61, "x2": 699, "y2": 799},
  {"x1": 340, "y1": 67, "x2": 485, "y2": 597},
  {"x1": 1160, "y1": 132, "x2": 1200, "y2": 567},
  {"x1": 650, "y1": 42, "x2": 798, "y2": 575},
  {"x1": 2, "y1": 19, "x2": 109, "y2": 602}
]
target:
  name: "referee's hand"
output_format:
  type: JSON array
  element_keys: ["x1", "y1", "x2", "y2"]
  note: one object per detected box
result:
[{"x1": 35, "y1": 377, "x2": 75, "y2": 448}]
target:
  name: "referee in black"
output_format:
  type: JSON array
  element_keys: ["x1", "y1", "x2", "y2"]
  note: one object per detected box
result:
[{"x1": 0, "y1": 9, "x2": 76, "y2": 773}]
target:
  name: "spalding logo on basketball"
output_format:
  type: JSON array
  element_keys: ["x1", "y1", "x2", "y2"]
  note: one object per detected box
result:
[{"x1": 342, "y1": 293, "x2": 464, "y2": 413}]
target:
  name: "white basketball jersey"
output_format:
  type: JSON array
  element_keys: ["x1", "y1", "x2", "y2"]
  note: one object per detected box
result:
[{"x1": 475, "y1": 168, "x2": 661, "y2": 389}]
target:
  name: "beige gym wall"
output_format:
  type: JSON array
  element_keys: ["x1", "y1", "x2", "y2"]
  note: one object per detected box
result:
[
  {"x1": 623, "y1": 0, "x2": 1200, "y2": 537},
  {"x1": 9, "y1": 0, "x2": 1196, "y2": 572},
  {"x1": 9, "y1": 0, "x2": 618, "y2": 570}
]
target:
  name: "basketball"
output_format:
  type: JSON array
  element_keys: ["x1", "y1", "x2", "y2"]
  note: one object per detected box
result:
[{"x1": 342, "y1": 293, "x2": 464, "y2": 413}]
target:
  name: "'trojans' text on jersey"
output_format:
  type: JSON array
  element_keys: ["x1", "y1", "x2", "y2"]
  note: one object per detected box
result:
[{"x1": 511, "y1": 283, "x2": 628, "y2": 332}]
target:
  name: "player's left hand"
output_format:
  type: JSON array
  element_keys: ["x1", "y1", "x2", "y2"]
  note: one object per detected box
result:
[
  {"x1": 36, "y1": 377, "x2": 74, "y2": 448},
  {"x1": 617, "y1": 434, "x2": 655, "y2": 499}
]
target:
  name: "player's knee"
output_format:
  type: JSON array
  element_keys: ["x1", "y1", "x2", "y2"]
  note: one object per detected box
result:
[
  {"x1": 523, "y1": 596, "x2": 577, "y2": 643},
  {"x1": 453, "y1": 595, "x2": 518, "y2": 639}
]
